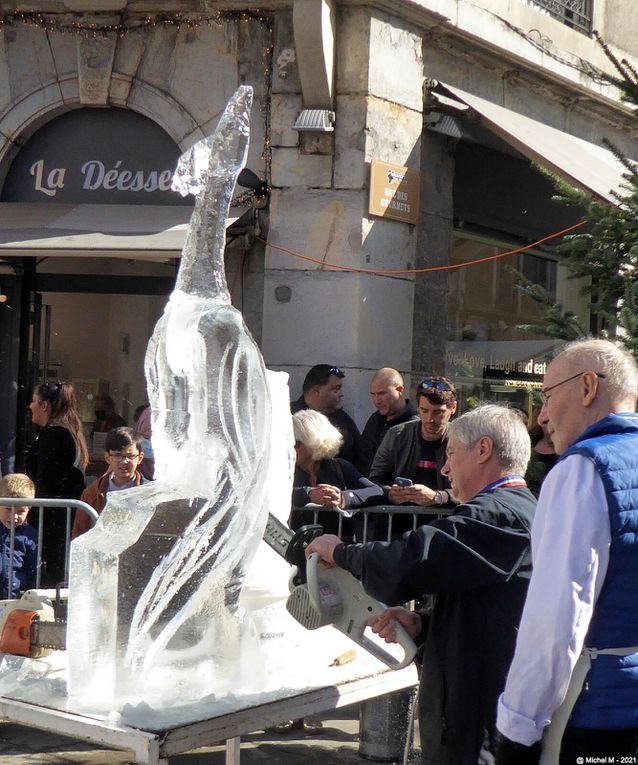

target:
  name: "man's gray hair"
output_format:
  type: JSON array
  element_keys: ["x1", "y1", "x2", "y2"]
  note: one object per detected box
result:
[
  {"x1": 448, "y1": 404, "x2": 531, "y2": 475},
  {"x1": 292, "y1": 409, "x2": 344, "y2": 461},
  {"x1": 557, "y1": 338, "x2": 638, "y2": 406}
]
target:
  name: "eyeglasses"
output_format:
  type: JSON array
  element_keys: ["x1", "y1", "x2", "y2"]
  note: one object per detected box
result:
[
  {"x1": 540, "y1": 372, "x2": 606, "y2": 404},
  {"x1": 418, "y1": 379, "x2": 454, "y2": 393},
  {"x1": 329, "y1": 367, "x2": 345, "y2": 378},
  {"x1": 108, "y1": 452, "x2": 141, "y2": 463}
]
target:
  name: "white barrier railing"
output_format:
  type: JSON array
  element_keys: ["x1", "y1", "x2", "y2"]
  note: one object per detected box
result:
[{"x1": 0, "y1": 498, "x2": 99, "y2": 599}]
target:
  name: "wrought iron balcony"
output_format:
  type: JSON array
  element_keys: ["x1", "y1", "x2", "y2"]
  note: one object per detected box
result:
[{"x1": 527, "y1": 0, "x2": 593, "y2": 35}]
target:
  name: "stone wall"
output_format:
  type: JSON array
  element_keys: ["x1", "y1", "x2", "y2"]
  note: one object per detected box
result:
[
  {"x1": 0, "y1": 17, "x2": 270, "y2": 186},
  {"x1": 1, "y1": 1, "x2": 637, "y2": 430},
  {"x1": 0, "y1": 14, "x2": 271, "y2": 355},
  {"x1": 264, "y1": 6, "x2": 424, "y2": 423}
]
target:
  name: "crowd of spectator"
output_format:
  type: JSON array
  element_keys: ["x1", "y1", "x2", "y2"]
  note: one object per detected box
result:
[
  {"x1": 1, "y1": 366, "x2": 550, "y2": 598},
  {"x1": 3, "y1": 343, "x2": 637, "y2": 765},
  {"x1": 0, "y1": 386, "x2": 151, "y2": 591}
]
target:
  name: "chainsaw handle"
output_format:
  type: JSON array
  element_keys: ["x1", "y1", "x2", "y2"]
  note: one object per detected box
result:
[
  {"x1": 306, "y1": 552, "x2": 323, "y2": 614},
  {"x1": 306, "y1": 553, "x2": 418, "y2": 671},
  {"x1": 357, "y1": 617, "x2": 418, "y2": 671}
]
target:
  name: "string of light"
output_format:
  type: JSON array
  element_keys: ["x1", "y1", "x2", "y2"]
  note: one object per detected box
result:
[
  {"x1": 0, "y1": 10, "x2": 274, "y2": 38},
  {"x1": 255, "y1": 220, "x2": 588, "y2": 276}
]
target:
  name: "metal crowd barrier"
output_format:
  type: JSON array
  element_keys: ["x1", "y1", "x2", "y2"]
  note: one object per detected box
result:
[
  {"x1": 298, "y1": 502, "x2": 452, "y2": 542},
  {"x1": 0, "y1": 498, "x2": 99, "y2": 600}
]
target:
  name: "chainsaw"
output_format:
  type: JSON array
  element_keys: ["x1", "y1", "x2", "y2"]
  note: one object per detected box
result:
[
  {"x1": 264, "y1": 514, "x2": 417, "y2": 670},
  {"x1": 0, "y1": 589, "x2": 64, "y2": 658},
  {"x1": 0, "y1": 514, "x2": 417, "y2": 670}
]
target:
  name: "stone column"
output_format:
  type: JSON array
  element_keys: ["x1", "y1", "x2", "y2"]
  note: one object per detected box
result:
[
  {"x1": 411, "y1": 129, "x2": 456, "y2": 378},
  {"x1": 262, "y1": 7, "x2": 424, "y2": 423}
]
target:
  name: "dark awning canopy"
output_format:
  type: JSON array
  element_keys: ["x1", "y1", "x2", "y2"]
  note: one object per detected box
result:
[{"x1": 427, "y1": 82, "x2": 632, "y2": 205}]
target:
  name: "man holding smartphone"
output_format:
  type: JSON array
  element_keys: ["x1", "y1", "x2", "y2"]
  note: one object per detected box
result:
[{"x1": 369, "y1": 376, "x2": 457, "y2": 509}]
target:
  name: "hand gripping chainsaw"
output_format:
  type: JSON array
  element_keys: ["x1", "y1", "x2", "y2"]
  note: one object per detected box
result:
[{"x1": 263, "y1": 514, "x2": 417, "y2": 670}]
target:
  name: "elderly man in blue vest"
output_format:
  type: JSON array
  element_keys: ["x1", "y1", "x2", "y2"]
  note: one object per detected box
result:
[{"x1": 496, "y1": 338, "x2": 638, "y2": 765}]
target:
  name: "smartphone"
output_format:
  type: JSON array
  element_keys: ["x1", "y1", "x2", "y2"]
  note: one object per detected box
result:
[{"x1": 394, "y1": 477, "x2": 413, "y2": 487}]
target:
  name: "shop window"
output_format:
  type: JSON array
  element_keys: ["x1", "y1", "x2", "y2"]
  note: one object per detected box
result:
[
  {"x1": 445, "y1": 233, "x2": 562, "y2": 415},
  {"x1": 447, "y1": 234, "x2": 556, "y2": 343}
]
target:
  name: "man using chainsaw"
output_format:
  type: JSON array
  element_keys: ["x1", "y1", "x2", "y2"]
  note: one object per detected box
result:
[
  {"x1": 306, "y1": 403, "x2": 536, "y2": 765},
  {"x1": 495, "y1": 339, "x2": 638, "y2": 765}
]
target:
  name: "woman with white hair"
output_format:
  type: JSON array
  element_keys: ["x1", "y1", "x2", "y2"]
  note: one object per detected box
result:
[
  {"x1": 268, "y1": 409, "x2": 383, "y2": 736},
  {"x1": 290, "y1": 409, "x2": 382, "y2": 536}
]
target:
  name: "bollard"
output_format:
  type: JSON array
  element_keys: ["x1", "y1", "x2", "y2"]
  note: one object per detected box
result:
[{"x1": 359, "y1": 688, "x2": 416, "y2": 762}]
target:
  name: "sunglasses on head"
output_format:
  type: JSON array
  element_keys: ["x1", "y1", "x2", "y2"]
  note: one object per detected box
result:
[
  {"x1": 39, "y1": 381, "x2": 64, "y2": 402},
  {"x1": 329, "y1": 367, "x2": 345, "y2": 378},
  {"x1": 418, "y1": 379, "x2": 454, "y2": 393}
]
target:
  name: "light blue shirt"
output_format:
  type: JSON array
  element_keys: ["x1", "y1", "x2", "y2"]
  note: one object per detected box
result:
[{"x1": 496, "y1": 455, "x2": 610, "y2": 745}]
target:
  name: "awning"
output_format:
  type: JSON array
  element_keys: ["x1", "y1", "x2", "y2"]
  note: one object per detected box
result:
[
  {"x1": 0, "y1": 202, "x2": 250, "y2": 259},
  {"x1": 429, "y1": 83, "x2": 631, "y2": 204}
]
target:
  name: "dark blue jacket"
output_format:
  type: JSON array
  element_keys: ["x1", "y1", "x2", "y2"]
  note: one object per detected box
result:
[
  {"x1": 561, "y1": 413, "x2": 638, "y2": 729},
  {"x1": 334, "y1": 485, "x2": 535, "y2": 764},
  {"x1": 0, "y1": 522, "x2": 38, "y2": 599}
]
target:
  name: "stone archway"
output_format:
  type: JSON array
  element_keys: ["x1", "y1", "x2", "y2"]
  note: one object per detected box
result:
[
  {"x1": 0, "y1": 78, "x2": 203, "y2": 190},
  {"x1": 0, "y1": 21, "x2": 216, "y2": 189}
]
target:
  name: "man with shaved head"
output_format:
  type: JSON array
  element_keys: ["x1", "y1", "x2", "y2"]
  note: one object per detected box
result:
[
  {"x1": 360, "y1": 367, "x2": 418, "y2": 474},
  {"x1": 496, "y1": 338, "x2": 638, "y2": 765}
]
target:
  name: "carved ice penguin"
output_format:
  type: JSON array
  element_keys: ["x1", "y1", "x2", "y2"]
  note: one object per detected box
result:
[{"x1": 67, "y1": 86, "x2": 272, "y2": 702}]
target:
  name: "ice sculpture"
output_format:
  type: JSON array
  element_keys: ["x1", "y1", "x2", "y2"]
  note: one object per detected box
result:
[{"x1": 68, "y1": 85, "x2": 273, "y2": 702}]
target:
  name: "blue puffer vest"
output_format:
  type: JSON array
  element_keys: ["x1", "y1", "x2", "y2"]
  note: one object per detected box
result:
[{"x1": 561, "y1": 413, "x2": 638, "y2": 730}]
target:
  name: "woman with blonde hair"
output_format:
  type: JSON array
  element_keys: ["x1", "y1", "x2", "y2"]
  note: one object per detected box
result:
[
  {"x1": 274, "y1": 409, "x2": 382, "y2": 736},
  {"x1": 290, "y1": 409, "x2": 382, "y2": 537},
  {"x1": 26, "y1": 381, "x2": 89, "y2": 585}
]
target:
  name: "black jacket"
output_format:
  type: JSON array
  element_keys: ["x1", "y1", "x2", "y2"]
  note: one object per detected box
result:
[
  {"x1": 291, "y1": 397, "x2": 364, "y2": 472},
  {"x1": 368, "y1": 419, "x2": 450, "y2": 493},
  {"x1": 290, "y1": 457, "x2": 382, "y2": 536},
  {"x1": 26, "y1": 424, "x2": 85, "y2": 500},
  {"x1": 360, "y1": 400, "x2": 419, "y2": 476},
  {"x1": 292, "y1": 458, "x2": 382, "y2": 510},
  {"x1": 334, "y1": 485, "x2": 536, "y2": 765}
]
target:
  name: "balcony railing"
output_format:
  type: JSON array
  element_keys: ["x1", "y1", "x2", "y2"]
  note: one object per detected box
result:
[{"x1": 527, "y1": 0, "x2": 593, "y2": 35}]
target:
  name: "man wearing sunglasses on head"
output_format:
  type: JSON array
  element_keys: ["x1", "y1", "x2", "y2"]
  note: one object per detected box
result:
[
  {"x1": 291, "y1": 364, "x2": 364, "y2": 471},
  {"x1": 369, "y1": 376, "x2": 457, "y2": 514}
]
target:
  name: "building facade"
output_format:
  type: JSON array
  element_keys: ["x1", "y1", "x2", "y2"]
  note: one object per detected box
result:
[{"x1": 0, "y1": 0, "x2": 636, "y2": 471}]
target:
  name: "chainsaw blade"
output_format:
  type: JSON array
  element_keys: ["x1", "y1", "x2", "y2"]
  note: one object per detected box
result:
[{"x1": 32, "y1": 620, "x2": 67, "y2": 651}]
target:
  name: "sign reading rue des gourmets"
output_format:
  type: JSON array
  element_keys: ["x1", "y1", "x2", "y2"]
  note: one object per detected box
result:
[
  {"x1": 368, "y1": 159, "x2": 420, "y2": 225},
  {"x1": 1, "y1": 108, "x2": 191, "y2": 205}
]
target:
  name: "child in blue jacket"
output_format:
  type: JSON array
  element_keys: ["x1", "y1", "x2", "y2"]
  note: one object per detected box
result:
[{"x1": 0, "y1": 474, "x2": 38, "y2": 599}]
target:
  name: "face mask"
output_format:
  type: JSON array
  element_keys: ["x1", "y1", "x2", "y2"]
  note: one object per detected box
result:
[{"x1": 95, "y1": 409, "x2": 107, "y2": 421}]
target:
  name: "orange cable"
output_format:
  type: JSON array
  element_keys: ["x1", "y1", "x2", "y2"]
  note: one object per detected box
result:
[{"x1": 255, "y1": 219, "x2": 587, "y2": 276}]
